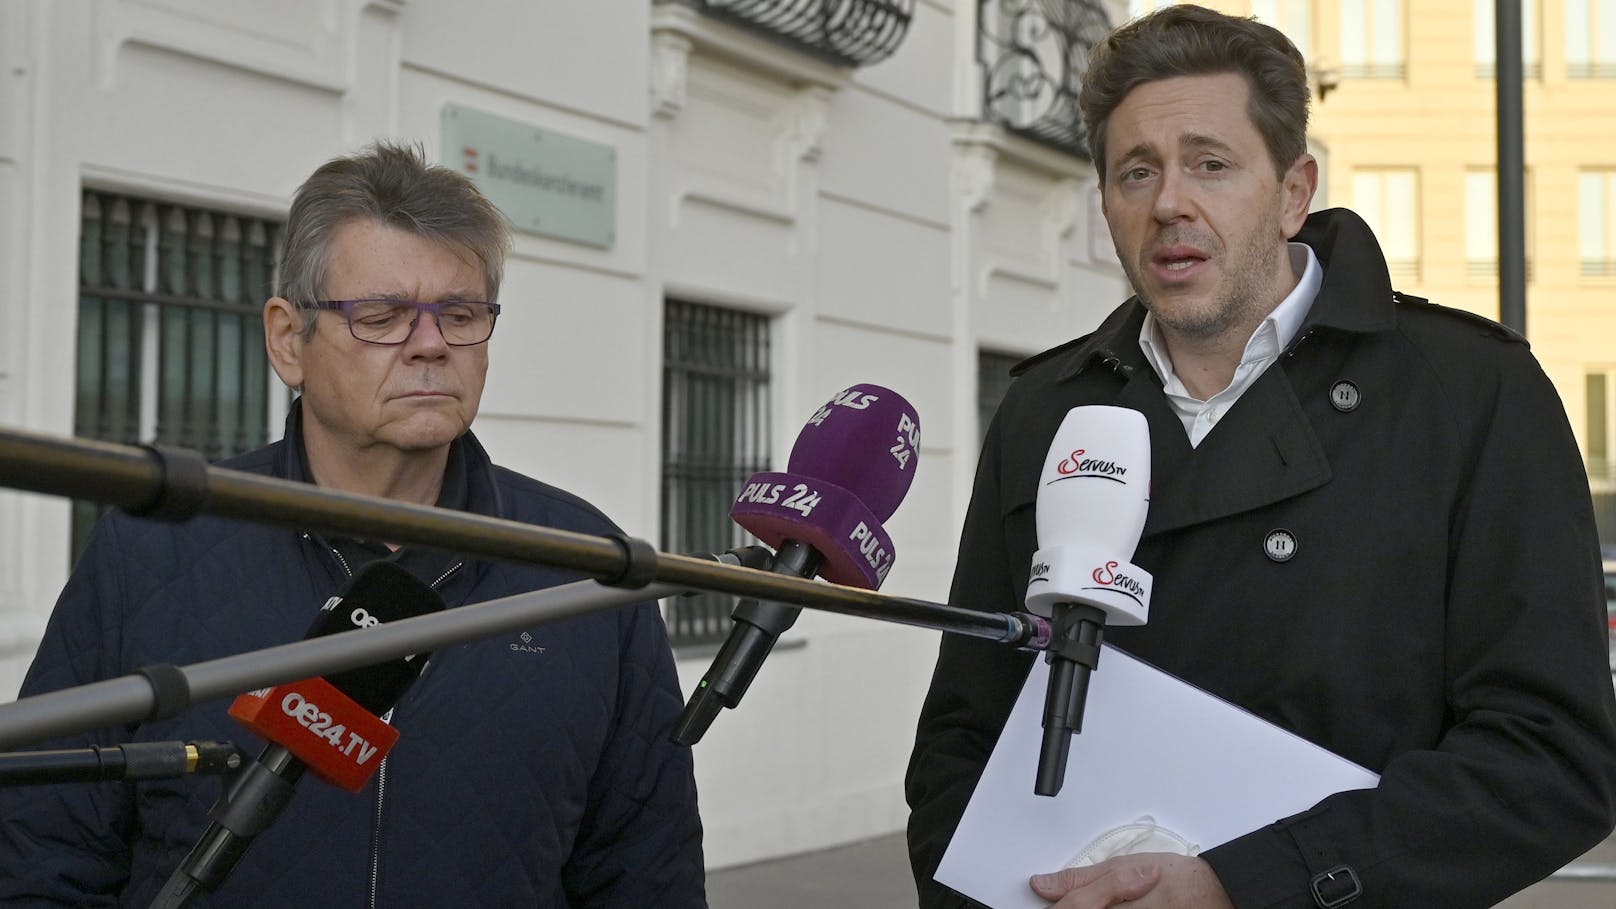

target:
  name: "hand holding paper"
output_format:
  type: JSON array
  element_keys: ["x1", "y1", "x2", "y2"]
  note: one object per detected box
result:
[
  {"x1": 1030, "y1": 853, "x2": 1231, "y2": 909},
  {"x1": 935, "y1": 648, "x2": 1379, "y2": 909}
]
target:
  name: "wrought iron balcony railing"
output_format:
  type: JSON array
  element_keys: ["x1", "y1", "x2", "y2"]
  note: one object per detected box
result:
[
  {"x1": 977, "y1": 0, "x2": 1113, "y2": 160},
  {"x1": 668, "y1": 0, "x2": 914, "y2": 68}
]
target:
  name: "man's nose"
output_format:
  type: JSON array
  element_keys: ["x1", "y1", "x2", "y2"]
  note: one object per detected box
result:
[
  {"x1": 403, "y1": 307, "x2": 450, "y2": 354},
  {"x1": 1151, "y1": 167, "x2": 1194, "y2": 222}
]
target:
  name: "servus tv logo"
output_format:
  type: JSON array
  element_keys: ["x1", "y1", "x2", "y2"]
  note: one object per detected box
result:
[{"x1": 1050, "y1": 446, "x2": 1130, "y2": 484}]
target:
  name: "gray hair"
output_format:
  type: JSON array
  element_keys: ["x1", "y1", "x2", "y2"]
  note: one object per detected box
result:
[
  {"x1": 277, "y1": 141, "x2": 512, "y2": 333},
  {"x1": 1079, "y1": 4, "x2": 1310, "y2": 185}
]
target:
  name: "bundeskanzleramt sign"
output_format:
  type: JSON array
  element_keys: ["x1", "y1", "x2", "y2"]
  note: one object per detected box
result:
[{"x1": 442, "y1": 103, "x2": 616, "y2": 248}]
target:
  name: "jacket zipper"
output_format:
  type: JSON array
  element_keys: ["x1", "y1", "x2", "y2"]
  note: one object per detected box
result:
[
  {"x1": 303, "y1": 533, "x2": 467, "y2": 907},
  {"x1": 356, "y1": 549, "x2": 462, "y2": 909},
  {"x1": 369, "y1": 710, "x2": 393, "y2": 909}
]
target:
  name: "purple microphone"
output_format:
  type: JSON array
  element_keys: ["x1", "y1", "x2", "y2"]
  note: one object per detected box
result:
[
  {"x1": 673, "y1": 384, "x2": 921, "y2": 745},
  {"x1": 730, "y1": 385, "x2": 919, "y2": 588}
]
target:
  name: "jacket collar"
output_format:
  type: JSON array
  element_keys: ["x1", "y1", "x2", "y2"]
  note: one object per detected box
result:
[{"x1": 1023, "y1": 207, "x2": 1393, "y2": 536}]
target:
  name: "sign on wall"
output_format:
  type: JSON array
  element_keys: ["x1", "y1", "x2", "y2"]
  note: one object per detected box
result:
[{"x1": 441, "y1": 104, "x2": 617, "y2": 249}]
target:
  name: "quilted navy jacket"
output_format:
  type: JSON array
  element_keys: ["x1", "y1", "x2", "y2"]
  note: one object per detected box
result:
[{"x1": 0, "y1": 416, "x2": 706, "y2": 908}]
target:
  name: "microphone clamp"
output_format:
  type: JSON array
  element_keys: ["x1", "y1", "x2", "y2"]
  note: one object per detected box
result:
[{"x1": 1024, "y1": 544, "x2": 1152, "y2": 626}]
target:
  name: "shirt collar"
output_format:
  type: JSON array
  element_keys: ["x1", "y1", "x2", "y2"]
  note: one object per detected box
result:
[{"x1": 1137, "y1": 241, "x2": 1323, "y2": 388}]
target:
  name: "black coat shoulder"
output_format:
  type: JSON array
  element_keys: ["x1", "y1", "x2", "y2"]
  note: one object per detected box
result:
[{"x1": 1393, "y1": 292, "x2": 1528, "y2": 349}]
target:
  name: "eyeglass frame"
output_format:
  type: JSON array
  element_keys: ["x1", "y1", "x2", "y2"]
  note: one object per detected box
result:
[{"x1": 309, "y1": 298, "x2": 502, "y2": 347}]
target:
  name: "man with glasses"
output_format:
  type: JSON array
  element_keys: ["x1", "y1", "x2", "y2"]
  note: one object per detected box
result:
[{"x1": 0, "y1": 143, "x2": 706, "y2": 907}]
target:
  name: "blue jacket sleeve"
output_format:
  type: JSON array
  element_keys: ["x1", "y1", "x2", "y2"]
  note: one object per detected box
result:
[
  {"x1": 0, "y1": 517, "x2": 139, "y2": 906},
  {"x1": 561, "y1": 600, "x2": 707, "y2": 908}
]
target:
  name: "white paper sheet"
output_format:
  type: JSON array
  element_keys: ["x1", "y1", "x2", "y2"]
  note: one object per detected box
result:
[{"x1": 935, "y1": 645, "x2": 1380, "y2": 908}]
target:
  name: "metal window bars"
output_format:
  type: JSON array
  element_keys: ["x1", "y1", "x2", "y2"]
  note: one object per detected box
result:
[
  {"x1": 74, "y1": 189, "x2": 281, "y2": 557},
  {"x1": 977, "y1": 0, "x2": 1113, "y2": 160},
  {"x1": 669, "y1": 0, "x2": 915, "y2": 67},
  {"x1": 661, "y1": 300, "x2": 773, "y2": 647}
]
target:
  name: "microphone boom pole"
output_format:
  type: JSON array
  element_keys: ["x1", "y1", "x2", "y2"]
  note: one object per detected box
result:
[{"x1": 0, "y1": 427, "x2": 1052, "y2": 749}]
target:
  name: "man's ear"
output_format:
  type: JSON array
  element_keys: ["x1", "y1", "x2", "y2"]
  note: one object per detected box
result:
[
  {"x1": 1281, "y1": 153, "x2": 1318, "y2": 237},
  {"x1": 264, "y1": 297, "x2": 307, "y2": 390}
]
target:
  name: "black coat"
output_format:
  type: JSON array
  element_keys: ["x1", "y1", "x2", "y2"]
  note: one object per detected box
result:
[{"x1": 906, "y1": 209, "x2": 1616, "y2": 908}]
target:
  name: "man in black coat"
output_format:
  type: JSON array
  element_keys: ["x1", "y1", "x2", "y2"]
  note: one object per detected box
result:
[{"x1": 906, "y1": 6, "x2": 1616, "y2": 908}]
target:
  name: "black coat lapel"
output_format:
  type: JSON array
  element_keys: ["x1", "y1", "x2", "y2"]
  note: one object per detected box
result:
[{"x1": 1141, "y1": 363, "x2": 1331, "y2": 536}]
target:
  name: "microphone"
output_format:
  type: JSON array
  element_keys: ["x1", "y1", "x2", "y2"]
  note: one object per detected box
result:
[
  {"x1": 0, "y1": 741, "x2": 243, "y2": 785},
  {"x1": 152, "y1": 560, "x2": 445, "y2": 907},
  {"x1": 1025, "y1": 406, "x2": 1152, "y2": 796},
  {"x1": 672, "y1": 383, "x2": 921, "y2": 745}
]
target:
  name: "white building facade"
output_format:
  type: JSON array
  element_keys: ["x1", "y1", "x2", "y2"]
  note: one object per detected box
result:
[{"x1": 0, "y1": 0, "x2": 1126, "y2": 870}]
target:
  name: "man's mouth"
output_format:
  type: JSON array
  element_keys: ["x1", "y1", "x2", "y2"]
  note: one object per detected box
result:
[{"x1": 1150, "y1": 245, "x2": 1210, "y2": 278}]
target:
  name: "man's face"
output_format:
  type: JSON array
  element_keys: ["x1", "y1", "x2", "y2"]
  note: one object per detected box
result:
[
  {"x1": 1100, "y1": 73, "x2": 1315, "y2": 343},
  {"x1": 271, "y1": 218, "x2": 490, "y2": 460}
]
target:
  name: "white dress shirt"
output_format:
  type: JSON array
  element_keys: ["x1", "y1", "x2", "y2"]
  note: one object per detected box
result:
[{"x1": 1138, "y1": 242, "x2": 1324, "y2": 447}]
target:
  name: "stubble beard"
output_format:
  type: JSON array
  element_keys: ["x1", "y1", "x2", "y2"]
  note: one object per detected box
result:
[{"x1": 1124, "y1": 207, "x2": 1291, "y2": 343}]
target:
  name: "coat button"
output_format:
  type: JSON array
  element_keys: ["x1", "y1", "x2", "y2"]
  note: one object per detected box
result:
[
  {"x1": 1329, "y1": 381, "x2": 1361, "y2": 412},
  {"x1": 1264, "y1": 529, "x2": 1298, "y2": 562}
]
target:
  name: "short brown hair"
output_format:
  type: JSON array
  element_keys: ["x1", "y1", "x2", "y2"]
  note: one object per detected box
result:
[
  {"x1": 277, "y1": 141, "x2": 511, "y2": 325},
  {"x1": 1078, "y1": 4, "x2": 1310, "y2": 185}
]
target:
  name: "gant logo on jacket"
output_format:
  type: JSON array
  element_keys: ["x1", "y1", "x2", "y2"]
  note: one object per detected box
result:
[{"x1": 508, "y1": 632, "x2": 546, "y2": 655}]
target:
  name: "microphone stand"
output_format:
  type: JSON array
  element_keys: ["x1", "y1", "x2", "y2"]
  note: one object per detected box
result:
[
  {"x1": 672, "y1": 543, "x2": 822, "y2": 745},
  {"x1": 0, "y1": 427, "x2": 1041, "y2": 658},
  {"x1": 1037, "y1": 603, "x2": 1106, "y2": 796},
  {"x1": 0, "y1": 741, "x2": 243, "y2": 785},
  {"x1": 148, "y1": 749, "x2": 303, "y2": 909},
  {"x1": 0, "y1": 572, "x2": 1052, "y2": 750}
]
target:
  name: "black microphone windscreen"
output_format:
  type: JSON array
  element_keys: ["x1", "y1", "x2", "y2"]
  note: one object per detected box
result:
[{"x1": 304, "y1": 560, "x2": 446, "y2": 714}]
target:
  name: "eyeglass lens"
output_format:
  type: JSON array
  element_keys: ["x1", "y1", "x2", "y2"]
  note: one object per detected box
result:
[{"x1": 347, "y1": 301, "x2": 496, "y2": 345}]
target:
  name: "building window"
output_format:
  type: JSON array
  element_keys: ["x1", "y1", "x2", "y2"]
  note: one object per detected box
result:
[
  {"x1": 1567, "y1": 0, "x2": 1616, "y2": 78},
  {"x1": 1464, "y1": 168, "x2": 1533, "y2": 281},
  {"x1": 1340, "y1": 0, "x2": 1405, "y2": 79},
  {"x1": 660, "y1": 299, "x2": 772, "y2": 648},
  {"x1": 978, "y1": 350, "x2": 1021, "y2": 449},
  {"x1": 1351, "y1": 168, "x2": 1420, "y2": 281},
  {"x1": 1589, "y1": 371, "x2": 1613, "y2": 484},
  {"x1": 1474, "y1": 0, "x2": 1541, "y2": 78},
  {"x1": 665, "y1": 0, "x2": 916, "y2": 68},
  {"x1": 1581, "y1": 170, "x2": 1616, "y2": 277},
  {"x1": 74, "y1": 190, "x2": 282, "y2": 556},
  {"x1": 978, "y1": 0, "x2": 1112, "y2": 160},
  {"x1": 1252, "y1": 0, "x2": 1315, "y2": 61}
]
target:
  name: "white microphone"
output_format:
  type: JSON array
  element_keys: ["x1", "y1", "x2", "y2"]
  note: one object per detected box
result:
[{"x1": 1026, "y1": 405, "x2": 1153, "y2": 796}]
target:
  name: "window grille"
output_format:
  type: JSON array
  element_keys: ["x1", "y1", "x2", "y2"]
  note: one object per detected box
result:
[
  {"x1": 661, "y1": 300, "x2": 772, "y2": 648},
  {"x1": 1463, "y1": 169, "x2": 1534, "y2": 284},
  {"x1": 74, "y1": 190, "x2": 282, "y2": 556},
  {"x1": 1251, "y1": 0, "x2": 1315, "y2": 60},
  {"x1": 1567, "y1": 0, "x2": 1616, "y2": 79},
  {"x1": 977, "y1": 0, "x2": 1113, "y2": 160},
  {"x1": 1581, "y1": 170, "x2": 1616, "y2": 278},
  {"x1": 1385, "y1": 259, "x2": 1421, "y2": 281},
  {"x1": 667, "y1": 0, "x2": 914, "y2": 67},
  {"x1": 1339, "y1": 0, "x2": 1405, "y2": 80},
  {"x1": 1351, "y1": 169, "x2": 1420, "y2": 284},
  {"x1": 1465, "y1": 259, "x2": 1535, "y2": 282}
]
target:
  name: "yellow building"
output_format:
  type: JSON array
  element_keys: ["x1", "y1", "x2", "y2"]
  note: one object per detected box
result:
[{"x1": 1137, "y1": 0, "x2": 1616, "y2": 535}]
